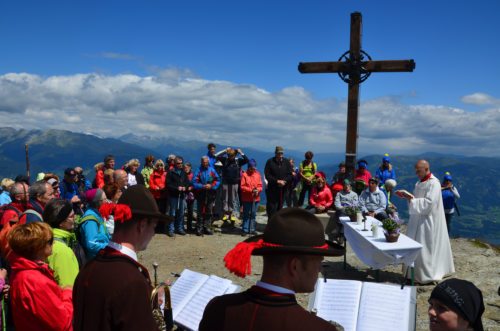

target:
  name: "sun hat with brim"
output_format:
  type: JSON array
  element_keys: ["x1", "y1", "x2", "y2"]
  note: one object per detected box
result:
[
  {"x1": 117, "y1": 185, "x2": 173, "y2": 223},
  {"x1": 224, "y1": 208, "x2": 345, "y2": 277}
]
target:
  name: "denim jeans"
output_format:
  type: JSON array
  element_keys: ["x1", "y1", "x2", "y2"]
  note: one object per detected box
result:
[
  {"x1": 168, "y1": 195, "x2": 185, "y2": 232},
  {"x1": 242, "y1": 201, "x2": 258, "y2": 233}
]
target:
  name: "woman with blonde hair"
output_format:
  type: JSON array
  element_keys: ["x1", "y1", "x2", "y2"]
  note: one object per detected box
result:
[
  {"x1": 8, "y1": 222, "x2": 73, "y2": 330},
  {"x1": 125, "y1": 158, "x2": 145, "y2": 187}
]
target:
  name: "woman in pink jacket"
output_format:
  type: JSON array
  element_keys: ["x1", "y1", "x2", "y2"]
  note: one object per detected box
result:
[
  {"x1": 240, "y1": 159, "x2": 262, "y2": 235},
  {"x1": 308, "y1": 174, "x2": 333, "y2": 214},
  {"x1": 8, "y1": 222, "x2": 73, "y2": 331}
]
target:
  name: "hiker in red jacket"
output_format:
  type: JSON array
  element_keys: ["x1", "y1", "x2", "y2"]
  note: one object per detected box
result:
[{"x1": 8, "y1": 222, "x2": 73, "y2": 331}]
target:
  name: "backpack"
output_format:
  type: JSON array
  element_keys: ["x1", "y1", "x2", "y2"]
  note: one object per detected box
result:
[
  {"x1": 19, "y1": 209, "x2": 43, "y2": 223},
  {"x1": 53, "y1": 236, "x2": 88, "y2": 269},
  {"x1": 75, "y1": 213, "x2": 105, "y2": 259},
  {"x1": 301, "y1": 160, "x2": 316, "y2": 174},
  {"x1": 0, "y1": 204, "x2": 22, "y2": 227}
]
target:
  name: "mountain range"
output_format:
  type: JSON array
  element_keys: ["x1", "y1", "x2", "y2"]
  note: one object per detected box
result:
[{"x1": 0, "y1": 127, "x2": 498, "y2": 245}]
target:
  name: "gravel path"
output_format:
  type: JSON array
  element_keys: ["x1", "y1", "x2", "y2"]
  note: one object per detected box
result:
[{"x1": 139, "y1": 212, "x2": 500, "y2": 331}]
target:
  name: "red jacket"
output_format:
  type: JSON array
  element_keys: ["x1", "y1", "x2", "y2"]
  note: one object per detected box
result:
[
  {"x1": 309, "y1": 185, "x2": 333, "y2": 208},
  {"x1": 95, "y1": 169, "x2": 105, "y2": 189},
  {"x1": 354, "y1": 169, "x2": 372, "y2": 186},
  {"x1": 9, "y1": 254, "x2": 73, "y2": 331},
  {"x1": 149, "y1": 169, "x2": 166, "y2": 199},
  {"x1": 240, "y1": 170, "x2": 263, "y2": 203}
]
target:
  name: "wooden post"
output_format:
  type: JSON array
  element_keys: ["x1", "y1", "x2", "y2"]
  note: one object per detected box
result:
[
  {"x1": 298, "y1": 12, "x2": 415, "y2": 179},
  {"x1": 25, "y1": 144, "x2": 30, "y2": 184}
]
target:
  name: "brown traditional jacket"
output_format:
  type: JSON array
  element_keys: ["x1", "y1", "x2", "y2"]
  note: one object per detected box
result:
[
  {"x1": 73, "y1": 247, "x2": 157, "y2": 331},
  {"x1": 199, "y1": 286, "x2": 338, "y2": 331}
]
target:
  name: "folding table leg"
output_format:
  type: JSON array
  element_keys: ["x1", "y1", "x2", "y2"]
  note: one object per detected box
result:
[{"x1": 343, "y1": 235, "x2": 347, "y2": 270}]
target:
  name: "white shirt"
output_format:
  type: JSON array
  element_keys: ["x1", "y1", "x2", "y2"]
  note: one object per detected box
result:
[
  {"x1": 107, "y1": 241, "x2": 138, "y2": 262},
  {"x1": 127, "y1": 173, "x2": 137, "y2": 186},
  {"x1": 256, "y1": 281, "x2": 295, "y2": 295}
]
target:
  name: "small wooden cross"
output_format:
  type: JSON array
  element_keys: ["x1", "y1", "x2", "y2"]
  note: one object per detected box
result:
[{"x1": 298, "y1": 12, "x2": 415, "y2": 179}]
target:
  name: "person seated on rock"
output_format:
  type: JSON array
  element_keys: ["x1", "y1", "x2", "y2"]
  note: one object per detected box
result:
[
  {"x1": 359, "y1": 177, "x2": 388, "y2": 221},
  {"x1": 328, "y1": 179, "x2": 359, "y2": 244},
  {"x1": 334, "y1": 179, "x2": 359, "y2": 217},
  {"x1": 354, "y1": 159, "x2": 371, "y2": 194},
  {"x1": 428, "y1": 278, "x2": 484, "y2": 331},
  {"x1": 375, "y1": 153, "x2": 396, "y2": 187},
  {"x1": 307, "y1": 173, "x2": 332, "y2": 214}
]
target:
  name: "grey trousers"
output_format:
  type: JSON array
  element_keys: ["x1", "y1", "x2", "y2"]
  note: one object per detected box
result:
[{"x1": 222, "y1": 183, "x2": 239, "y2": 215}]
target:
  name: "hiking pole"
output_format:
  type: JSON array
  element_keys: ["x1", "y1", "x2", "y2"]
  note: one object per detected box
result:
[
  {"x1": 454, "y1": 202, "x2": 461, "y2": 217},
  {"x1": 153, "y1": 262, "x2": 159, "y2": 287},
  {"x1": 25, "y1": 144, "x2": 30, "y2": 184},
  {"x1": 251, "y1": 192, "x2": 257, "y2": 233},
  {"x1": 176, "y1": 191, "x2": 181, "y2": 215}
]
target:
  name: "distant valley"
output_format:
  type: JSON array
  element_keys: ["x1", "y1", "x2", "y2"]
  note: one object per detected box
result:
[{"x1": 0, "y1": 127, "x2": 498, "y2": 245}]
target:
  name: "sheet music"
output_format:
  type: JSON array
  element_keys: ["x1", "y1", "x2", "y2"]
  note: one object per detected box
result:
[
  {"x1": 312, "y1": 279, "x2": 362, "y2": 331},
  {"x1": 170, "y1": 269, "x2": 209, "y2": 319},
  {"x1": 356, "y1": 282, "x2": 412, "y2": 331},
  {"x1": 224, "y1": 283, "x2": 240, "y2": 294},
  {"x1": 174, "y1": 275, "x2": 232, "y2": 331}
]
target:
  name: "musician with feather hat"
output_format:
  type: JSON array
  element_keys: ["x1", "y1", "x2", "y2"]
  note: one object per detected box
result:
[{"x1": 199, "y1": 208, "x2": 345, "y2": 331}]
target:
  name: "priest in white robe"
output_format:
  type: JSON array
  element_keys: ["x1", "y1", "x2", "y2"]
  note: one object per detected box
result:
[{"x1": 403, "y1": 160, "x2": 455, "y2": 284}]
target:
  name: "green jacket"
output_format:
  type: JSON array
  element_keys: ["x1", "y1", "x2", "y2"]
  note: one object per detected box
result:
[
  {"x1": 141, "y1": 166, "x2": 154, "y2": 189},
  {"x1": 47, "y1": 228, "x2": 79, "y2": 287}
]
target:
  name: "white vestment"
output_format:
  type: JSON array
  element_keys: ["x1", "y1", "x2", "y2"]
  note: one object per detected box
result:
[{"x1": 406, "y1": 174, "x2": 455, "y2": 283}]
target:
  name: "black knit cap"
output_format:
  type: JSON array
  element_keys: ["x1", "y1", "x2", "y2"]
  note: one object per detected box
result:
[{"x1": 430, "y1": 278, "x2": 485, "y2": 331}]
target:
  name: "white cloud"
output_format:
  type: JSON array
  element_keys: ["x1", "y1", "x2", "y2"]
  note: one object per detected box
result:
[
  {"x1": 461, "y1": 92, "x2": 498, "y2": 105},
  {"x1": 99, "y1": 52, "x2": 138, "y2": 61},
  {"x1": 0, "y1": 72, "x2": 499, "y2": 156}
]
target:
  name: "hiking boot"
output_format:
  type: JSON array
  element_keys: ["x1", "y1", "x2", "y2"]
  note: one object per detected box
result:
[
  {"x1": 203, "y1": 227, "x2": 213, "y2": 235},
  {"x1": 167, "y1": 231, "x2": 175, "y2": 238},
  {"x1": 175, "y1": 230, "x2": 186, "y2": 236}
]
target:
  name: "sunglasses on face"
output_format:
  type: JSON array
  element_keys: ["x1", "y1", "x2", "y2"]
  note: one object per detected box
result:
[{"x1": 47, "y1": 237, "x2": 54, "y2": 245}]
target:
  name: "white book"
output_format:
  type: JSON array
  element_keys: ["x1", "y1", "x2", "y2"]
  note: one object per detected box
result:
[
  {"x1": 308, "y1": 279, "x2": 416, "y2": 331},
  {"x1": 170, "y1": 269, "x2": 240, "y2": 331}
]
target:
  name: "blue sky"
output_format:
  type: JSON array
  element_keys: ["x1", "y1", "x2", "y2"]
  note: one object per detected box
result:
[{"x1": 0, "y1": 1, "x2": 499, "y2": 156}]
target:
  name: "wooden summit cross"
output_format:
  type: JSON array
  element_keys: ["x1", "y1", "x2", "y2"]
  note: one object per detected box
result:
[{"x1": 298, "y1": 12, "x2": 415, "y2": 178}]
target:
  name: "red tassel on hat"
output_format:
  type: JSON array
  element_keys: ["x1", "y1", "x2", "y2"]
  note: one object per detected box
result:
[
  {"x1": 114, "y1": 204, "x2": 132, "y2": 223},
  {"x1": 224, "y1": 240, "x2": 265, "y2": 278},
  {"x1": 98, "y1": 203, "x2": 132, "y2": 223}
]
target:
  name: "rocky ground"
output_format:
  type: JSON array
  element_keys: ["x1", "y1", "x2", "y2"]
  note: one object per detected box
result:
[{"x1": 139, "y1": 212, "x2": 500, "y2": 331}]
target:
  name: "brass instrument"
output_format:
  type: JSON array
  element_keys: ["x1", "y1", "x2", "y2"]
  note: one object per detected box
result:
[{"x1": 151, "y1": 263, "x2": 174, "y2": 331}]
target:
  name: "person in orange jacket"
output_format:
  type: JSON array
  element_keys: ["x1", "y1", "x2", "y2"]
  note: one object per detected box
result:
[{"x1": 240, "y1": 159, "x2": 262, "y2": 235}]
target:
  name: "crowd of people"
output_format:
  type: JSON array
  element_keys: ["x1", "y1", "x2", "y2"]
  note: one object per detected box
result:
[{"x1": 0, "y1": 141, "x2": 482, "y2": 331}]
